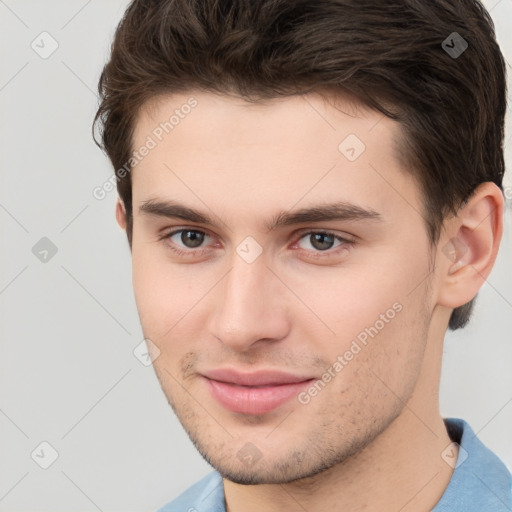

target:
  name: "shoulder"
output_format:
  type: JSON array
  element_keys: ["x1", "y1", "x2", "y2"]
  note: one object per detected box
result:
[{"x1": 157, "y1": 471, "x2": 224, "y2": 512}]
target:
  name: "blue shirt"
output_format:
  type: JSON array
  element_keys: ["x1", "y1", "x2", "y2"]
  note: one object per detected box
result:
[{"x1": 158, "y1": 418, "x2": 512, "y2": 511}]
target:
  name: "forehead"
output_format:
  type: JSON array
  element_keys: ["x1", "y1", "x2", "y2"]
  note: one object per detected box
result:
[
  {"x1": 134, "y1": 90, "x2": 391, "y2": 155},
  {"x1": 130, "y1": 90, "x2": 421, "y2": 225}
]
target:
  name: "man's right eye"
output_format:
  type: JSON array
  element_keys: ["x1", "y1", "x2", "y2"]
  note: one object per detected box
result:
[
  {"x1": 168, "y1": 229, "x2": 208, "y2": 248},
  {"x1": 159, "y1": 228, "x2": 214, "y2": 257}
]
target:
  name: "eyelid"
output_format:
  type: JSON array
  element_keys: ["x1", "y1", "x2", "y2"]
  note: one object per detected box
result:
[
  {"x1": 159, "y1": 225, "x2": 207, "y2": 237},
  {"x1": 293, "y1": 228, "x2": 356, "y2": 243},
  {"x1": 160, "y1": 227, "x2": 213, "y2": 246}
]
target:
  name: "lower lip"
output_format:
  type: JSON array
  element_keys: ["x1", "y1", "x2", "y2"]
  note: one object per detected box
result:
[{"x1": 204, "y1": 377, "x2": 314, "y2": 415}]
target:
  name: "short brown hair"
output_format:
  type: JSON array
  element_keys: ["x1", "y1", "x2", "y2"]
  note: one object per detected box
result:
[{"x1": 93, "y1": 0, "x2": 507, "y2": 330}]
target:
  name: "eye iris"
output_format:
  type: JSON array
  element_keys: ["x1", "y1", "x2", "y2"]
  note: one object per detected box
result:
[
  {"x1": 311, "y1": 233, "x2": 334, "y2": 251},
  {"x1": 181, "y1": 230, "x2": 204, "y2": 248}
]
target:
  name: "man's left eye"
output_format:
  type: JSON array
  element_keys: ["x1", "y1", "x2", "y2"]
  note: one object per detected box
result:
[{"x1": 296, "y1": 232, "x2": 347, "y2": 252}]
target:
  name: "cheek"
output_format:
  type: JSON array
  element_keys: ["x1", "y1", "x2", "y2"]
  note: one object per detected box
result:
[
  {"x1": 282, "y1": 262, "x2": 405, "y2": 340},
  {"x1": 289, "y1": 251, "x2": 431, "y2": 370},
  {"x1": 131, "y1": 244, "x2": 178, "y2": 334},
  {"x1": 297, "y1": 284, "x2": 428, "y2": 421},
  {"x1": 131, "y1": 242, "x2": 217, "y2": 346}
]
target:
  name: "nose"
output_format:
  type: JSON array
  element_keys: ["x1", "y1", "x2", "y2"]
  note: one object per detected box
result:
[{"x1": 206, "y1": 251, "x2": 291, "y2": 352}]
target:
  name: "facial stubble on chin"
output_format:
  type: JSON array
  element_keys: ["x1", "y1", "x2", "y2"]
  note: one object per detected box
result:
[{"x1": 150, "y1": 348, "x2": 415, "y2": 487}]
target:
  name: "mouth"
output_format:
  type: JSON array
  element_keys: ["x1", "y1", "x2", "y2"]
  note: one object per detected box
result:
[{"x1": 201, "y1": 368, "x2": 316, "y2": 415}]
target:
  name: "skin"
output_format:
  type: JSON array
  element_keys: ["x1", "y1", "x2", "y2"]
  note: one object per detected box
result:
[{"x1": 116, "y1": 90, "x2": 503, "y2": 512}]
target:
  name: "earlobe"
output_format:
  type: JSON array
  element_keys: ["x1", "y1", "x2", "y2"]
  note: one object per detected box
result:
[
  {"x1": 115, "y1": 198, "x2": 127, "y2": 231},
  {"x1": 437, "y1": 182, "x2": 504, "y2": 309}
]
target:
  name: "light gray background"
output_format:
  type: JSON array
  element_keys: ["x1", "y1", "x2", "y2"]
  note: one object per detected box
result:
[{"x1": 0, "y1": 1, "x2": 511, "y2": 511}]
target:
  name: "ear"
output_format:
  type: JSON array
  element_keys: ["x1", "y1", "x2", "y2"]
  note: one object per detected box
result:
[
  {"x1": 115, "y1": 198, "x2": 127, "y2": 231},
  {"x1": 436, "y1": 182, "x2": 504, "y2": 309}
]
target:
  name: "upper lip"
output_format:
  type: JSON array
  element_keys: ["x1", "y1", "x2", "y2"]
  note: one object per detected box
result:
[{"x1": 202, "y1": 368, "x2": 315, "y2": 387}]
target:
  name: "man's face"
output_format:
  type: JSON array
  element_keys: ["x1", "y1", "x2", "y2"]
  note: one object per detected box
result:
[{"x1": 128, "y1": 91, "x2": 439, "y2": 484}]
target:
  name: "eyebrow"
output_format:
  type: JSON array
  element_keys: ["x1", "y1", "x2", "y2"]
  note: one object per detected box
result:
[{"x1": 138, "y1": 199, "x2": 382, "y2": 232}]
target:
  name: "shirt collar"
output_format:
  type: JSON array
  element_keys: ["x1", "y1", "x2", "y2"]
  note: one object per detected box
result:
[{"x1": 432, "y1": 417, "x2": 512, "y2": 511}]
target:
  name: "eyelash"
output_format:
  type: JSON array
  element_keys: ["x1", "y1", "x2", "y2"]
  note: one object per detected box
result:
[{"x1": 158, "y1": 228, "x2": 355, "y2": 259}]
